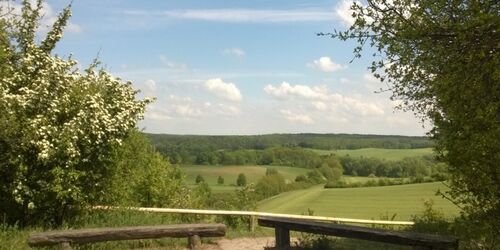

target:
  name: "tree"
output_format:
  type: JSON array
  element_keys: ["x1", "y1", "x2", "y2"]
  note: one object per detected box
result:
[
  {"x1": 329, "y1": 0, "x2": 499, "y2": 245},
  {"x1": 217, "y1": 176, "x2": 224, "y2": 185},
  {"x1": 104, "y1": 131, "x2": 190, "y2": 208},
  {"x1": 236, "y1": 173, "x2": 247, "y2": 186},
  {"x1": 195, "y1": 174, "x2": 205, "y2": 184},
  {"x1": 0, "y1": 1, "x2": 151, "y2": 225}
]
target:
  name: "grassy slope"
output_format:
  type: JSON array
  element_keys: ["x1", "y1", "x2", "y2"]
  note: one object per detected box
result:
[
  {"x1": 258, "y1": 182, "x2": 458, "y2": 221},
  {"x1": 311, "y1": 147, "x2": 434, "y2": 161}
]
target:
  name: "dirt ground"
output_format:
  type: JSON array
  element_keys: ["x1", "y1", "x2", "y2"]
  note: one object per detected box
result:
[{"x1": 184, "y1": 237, "x2": 300, "y2": 250}]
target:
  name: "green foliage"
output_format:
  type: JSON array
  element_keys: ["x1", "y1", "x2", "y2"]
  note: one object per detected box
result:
[
  {"x1": 340, "y1": 155, "x2": 446, "y2": 179},
  {"x1": 314, "y1": 147, "x2": 434, "y2": 161},
  {"x1": 295, "y1": 174, "x2": 307, "y2": 182},
  {"x1": 411, "y1": 200, "x2": 452, "y2": 235},
  {"x1": 191, "y1": 182, "x2": 212, "y2": 209},
  {"x1": 148, "y1": 133, "x2": 433, "y2": 164},
  {"x1": 195, "y1": 174, "x2": 205, "y2": 184},
  {"x1": 255, "y1": 172, "x2": 287, "y2": 198},
  {"x1": 330, "y1": 0, "x2": 500, "y2": 241},
  {"x1": 0, "y1": 1, "x2": 151, "y2": 225},
  {"x1": 236, "y1": 173, "x2": 247, "y2": 186},
  {"x1": 217, "y1": 175, "x2": 224, "y2": 185},
  {"x1": 102, "y1": 131, "x2": 190, "y2": 208},
  {"x1": 319, "y1": 155, "x2": 343, "y2": 182},
  {"x1": 306, "y1": 170, "x2": 324, "y2": 184}
]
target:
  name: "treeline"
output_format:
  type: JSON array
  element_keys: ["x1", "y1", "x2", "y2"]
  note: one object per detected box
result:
[
  {"x1": 147, "y1": 133, "x2": 433, "y2": 164},
  {"x1": 190, "y1": 147, "x2": 324, "y2": 167},
  {"x1": 340, "y1": 155, "x2": 448, "y2": 179}
]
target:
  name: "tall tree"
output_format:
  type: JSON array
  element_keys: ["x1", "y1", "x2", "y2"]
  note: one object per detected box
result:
[
  {"x1": 327, "y1": 0, "x2": 499, "y2": 246},
  {"x1": 0, "y1": 0, "x2": 151, "y2": 225}
]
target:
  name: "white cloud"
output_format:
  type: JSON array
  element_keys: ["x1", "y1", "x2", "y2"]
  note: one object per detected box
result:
[
  {"x1": 122, "y1": 8, "x2": 336, "y2": 23},
  {"x1": 280, "y1": 109, "x2": 313, "y2": 124},
  {"x1": 308, "y1": 57, "x2": 346, "y2": 72},
  {"x1": 264, "y1": 82, "x2": 329, "y2": 100},
  {"x1": 145, "y1": 105, "x2": 171, "y2": 121},
  {"x1": 335, "y1": 0, "x2": 358, "y2": 27},
  {"x1": 312, "y1": 101, "x2": 327, "y2": 111},
  {"x1": 340, "y1": 77, "x2": 351, "y2": 84},
  {"x1": 146, "y1": 94, "x2": 242, "y2": 121},
  {"x1": 265, "y1": 82, "x2": 385, "y2": 117},
  {"x1": 334, "y1": 0, "x2": 375, "y2": 27},
  {"x1": 223, "y1": 48, "x2": 245, "y2": 59},
  {"x1": 205, "y1": 78, "x2": 242, "y2": 102},
  {"x1": 363, "y1": 73, "x2": 381, "y2": 91},
  {"x1": 144, "y1": 79, "x2": 157, "y2": 92}
]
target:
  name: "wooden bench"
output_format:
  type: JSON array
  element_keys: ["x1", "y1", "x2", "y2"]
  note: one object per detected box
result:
[
  {"x1": 258, "y1": 217, "x2": 458, "y2": 250},
  {"x1": 28, "y1": 223, "x2": 226, "y2": 250}
]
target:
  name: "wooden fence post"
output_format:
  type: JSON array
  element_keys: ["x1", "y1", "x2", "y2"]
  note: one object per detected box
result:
[
  {"x1": 275, "y1": 227, "x2": 290, "y2": 248},
  {"x1": 249, "y1": 215, "x2": 256, "y2": 232}
]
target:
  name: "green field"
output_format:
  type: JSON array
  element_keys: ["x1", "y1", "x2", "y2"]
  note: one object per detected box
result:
[
  {"x1": 181, "y1": 165, "x2": 310, "y2": 192},
  {"x1": 311, "y1": 147, "x2": 434, "y2": 161},
  {"x1": 258, "y1": 182, "x2": 458, "y2": 221}
]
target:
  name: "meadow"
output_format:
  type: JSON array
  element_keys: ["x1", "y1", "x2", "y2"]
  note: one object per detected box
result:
[
  {"x1": 311, "y1": 147, "x2": 434, "y2": 161},
  {"x1": 181, "y1": 165, "x2": 309, "y2": 191},
  {"x1": 257, "y1": 182, "x2": 458, "y2": 221}
]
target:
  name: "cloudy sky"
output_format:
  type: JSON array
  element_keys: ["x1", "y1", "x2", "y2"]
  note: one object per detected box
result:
[{"x1": 32, "y1": 0, "x2": 427, "y2": 135}]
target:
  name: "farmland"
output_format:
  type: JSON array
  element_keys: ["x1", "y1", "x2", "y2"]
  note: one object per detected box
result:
[
  {"x1": 258, "y1": 182, "x2": 458, "y2": 221},
  {"x1": 181, "y1": 165, "x2": 310, "y2": 192},
  {"x1": 311, "y1": 147, "x2": 434, "y2": 161}
]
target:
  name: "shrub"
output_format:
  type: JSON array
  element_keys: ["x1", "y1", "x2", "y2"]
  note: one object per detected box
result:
[
  {"x1": 195, "y1": 174, "x2": 205, "y2": 184},
  {"x1": 236, "y1": 173, "x2": 247, "y2": 186},
  {"x1": 217, "y1": 176, "x2": 224, "y2": 185},
  {"x1": 0, "y1": 1, "x2": 151, "y2": 225}
]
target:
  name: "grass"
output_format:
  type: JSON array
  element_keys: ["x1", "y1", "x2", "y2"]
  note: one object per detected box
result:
[
  {"x1": 258, "y1": 182, "x2": 459, "y2": 221},
  {"x1": 181, "y1": 164, "x2": 309, "y2": 186},
  {"x1": 0, "y1": 210, "x2": 271, "y2": 250},
  {"x1": 310, "y1": 148, "x2": 434, "y2": 161}
]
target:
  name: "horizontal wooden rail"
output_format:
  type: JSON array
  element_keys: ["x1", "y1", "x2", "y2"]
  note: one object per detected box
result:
[
  {"x1": 259, "y1": 217, "x2": 458, "y2": 249},
  {"x1": 93, "y1": 206, "x2": 414, "y2": 226},
  {"x1": 28, "y1": 223, "x2": 226, "y2": 249}
]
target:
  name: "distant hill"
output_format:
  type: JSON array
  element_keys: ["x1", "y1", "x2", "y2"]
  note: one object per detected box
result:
[
  {"x1": 146, "y1": 133, "x2": 432, "y2": 151},
  {"x1": 145, "y1": 133, "x2": 433, "y2": 164}
]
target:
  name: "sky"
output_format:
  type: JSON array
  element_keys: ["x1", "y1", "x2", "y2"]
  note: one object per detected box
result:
[{"x1": 17, "y1": 0, "x2": 429, "y2": 136}]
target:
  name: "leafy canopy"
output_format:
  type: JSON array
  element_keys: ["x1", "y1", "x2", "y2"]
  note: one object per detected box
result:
[{"x1": 327, "y1": 0, "x2": 499, "y2": 245}]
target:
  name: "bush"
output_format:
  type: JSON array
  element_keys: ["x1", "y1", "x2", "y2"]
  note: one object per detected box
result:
[
  {"x1": 236, "y1": 173, "x2": 247, "y2": 186},
  {"x1": 195, "y1": 174, "x2": 205, "y2": 184},
  {"x1": 0, "y1": 1, "x2": 151, "y2": 225},
  {"x1": 217, "y1": 176, "x2": 224, "y2": 185},
  {"x1": 255, "y1": 173, "x2": 287, "y2": 199},
  {"x1": 102, "y1": 131, "x2": 191, "y2": 209}
]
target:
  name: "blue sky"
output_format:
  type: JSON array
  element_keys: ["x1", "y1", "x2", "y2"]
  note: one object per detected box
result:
[{"x1": 26, "y1": 0, "x2": 427, "y2": 135}]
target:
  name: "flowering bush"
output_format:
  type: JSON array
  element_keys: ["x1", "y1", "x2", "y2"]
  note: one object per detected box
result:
[{"x1": 0, "y1": 1, "x2": 151, "y2": 225}]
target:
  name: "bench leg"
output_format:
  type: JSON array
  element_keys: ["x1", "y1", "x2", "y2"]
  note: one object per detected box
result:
[
  {"x1": 188, "y1": 235, "x2": 201, "y2": 250},
  {"x1": 59, "y1": 242, "x2": 72, "y2": 250},
  {"x1": 275, "y1": 227, "x2": 290, "y2": 249}
]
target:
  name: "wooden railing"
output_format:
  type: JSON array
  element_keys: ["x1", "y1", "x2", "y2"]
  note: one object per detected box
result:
[
  {"x1": 93, "y1": 206, "x2": 415, "y2": 231},
  {"x1": 259, "y1": 217, "x2": 458, "y2": 250}
]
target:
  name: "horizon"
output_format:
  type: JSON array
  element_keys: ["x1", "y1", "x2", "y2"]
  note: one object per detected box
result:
[{"x1": 37, "y1": 0, "x2": 427, "y2": 136}]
